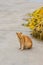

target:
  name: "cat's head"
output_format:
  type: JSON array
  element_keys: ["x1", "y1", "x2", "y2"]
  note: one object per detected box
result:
[{"x1": 16, "y1": 32, "x2": 22, "y2": 39}]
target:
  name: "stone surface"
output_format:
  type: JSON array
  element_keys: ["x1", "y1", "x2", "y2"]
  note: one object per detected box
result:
[{"x1": 0, "y1": 0, "x2": 43, "y2": 65}]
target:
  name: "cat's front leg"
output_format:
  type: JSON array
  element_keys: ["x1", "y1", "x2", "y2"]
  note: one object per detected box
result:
[
  {"x1": 21, "y1": 43, "x2": 25, "y2": 50},
  {"x1": 19, "y1": 43, "x2": 21, "y2": 49},
  {"x1": 20, "y1": 35, "x2": 25, "y2": 50}
]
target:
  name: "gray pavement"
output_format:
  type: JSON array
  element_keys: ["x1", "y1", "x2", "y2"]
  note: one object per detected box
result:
[{"x1": 0, "y1": 0, "x2": 43, "y2": 65}]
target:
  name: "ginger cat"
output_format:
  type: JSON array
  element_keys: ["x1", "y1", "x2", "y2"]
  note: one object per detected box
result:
[{"x1": 16, "y1": 32, "x2": 32, "y2": 50}]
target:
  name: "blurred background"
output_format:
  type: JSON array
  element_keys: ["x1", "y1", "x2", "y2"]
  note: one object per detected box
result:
[{"x1": 26, "y1": 0, "x2": 43, "y2": 2}]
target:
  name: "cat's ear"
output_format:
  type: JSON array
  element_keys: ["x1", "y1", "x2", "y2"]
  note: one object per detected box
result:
[
  {"x1": 16, "y1": 32, "x2": 22, "y2": 35},
  {"x1": 20, "y1": 32, "x2": 22, "y2": 34}
]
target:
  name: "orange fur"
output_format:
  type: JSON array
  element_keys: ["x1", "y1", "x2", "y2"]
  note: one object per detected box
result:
[{"x1": 16, "y1": 32, "x2": 32, "y2": 50}]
